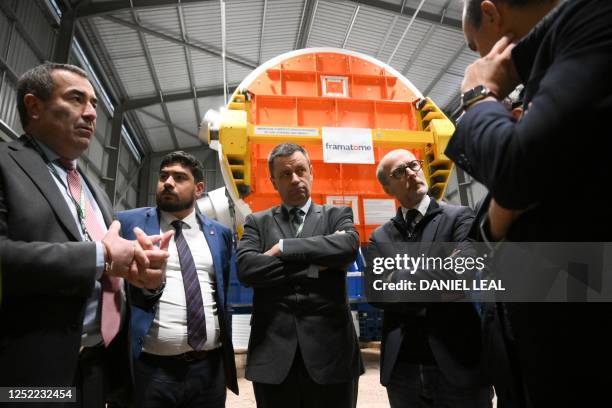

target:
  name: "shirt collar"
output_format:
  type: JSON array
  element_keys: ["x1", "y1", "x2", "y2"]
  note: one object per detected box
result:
[
  {"x1": 283, "y1": 198, "x2": 312, "y2": 216},
  {"x1": 29, "y1": 135, "x2": 77, "y2": 169},
  {"x1": 401, "y1": 194, "x2": 430, "y2": 219},
  {"x1": 160, "y1": 208, "x2": 198, "y2": 230}
]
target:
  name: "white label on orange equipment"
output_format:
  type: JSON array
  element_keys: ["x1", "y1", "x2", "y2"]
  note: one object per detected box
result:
[
  {"x1": 254, "y1": 126, "x2": 319, "y2": 136},
  {"x1": 363, "y1": 199, "x2": 396, "y2": 225},
  {"x1": 326, "y1": 195, "x2": 360, "y2": 224},
  {"x1": 322, "y1": 127, "x2": 375, "y2": 164}
]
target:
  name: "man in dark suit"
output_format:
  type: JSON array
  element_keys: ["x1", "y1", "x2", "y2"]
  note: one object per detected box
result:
[
  {"x1": 447, "y1": 0, "x2": 612, "y2": 406},
  {"x1": 0, "y1": 62, "x2": 169, "y2": 407},
  {"x1": 237, "y1": 142, "x2": 363, "y2": 408},
  {"x1": 365, "y1": 149, "x2": 491, "y2": 408},
  {"x1": 117, "y1": 151, "x2": 238, "y2": 407}
]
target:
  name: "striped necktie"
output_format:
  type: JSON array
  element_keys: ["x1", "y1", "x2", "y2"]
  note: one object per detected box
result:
[
  {"x1": 171, "y1": 220, "x2": 207, "y2": 350},
  {"x1": 290, "y1": 207, "x2": 305, "y2": 237},
  {"x1": 58, "y1": 158, "x2": 121, "y2": 347}
]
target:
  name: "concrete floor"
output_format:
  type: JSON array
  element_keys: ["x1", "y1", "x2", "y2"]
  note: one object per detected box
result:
[
  {"x1": 227, "y1": 345, "x2": 497, "y2": 408},
  {"x1": 227, "y1": 346, "x2": 390, "y2": 408}
]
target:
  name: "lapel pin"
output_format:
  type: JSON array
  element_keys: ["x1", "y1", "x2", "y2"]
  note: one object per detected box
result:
[{"x1": 209, "y1": 229, "x2": 215, "y2": 235}]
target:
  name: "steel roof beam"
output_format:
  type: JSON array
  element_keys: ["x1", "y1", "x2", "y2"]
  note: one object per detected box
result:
[
  {"x1": 137, "y1": 108, "x2": 200, "y2": 141},
  {"x1": 76, "y1": 22, "x2": 153, "y2": 153},
  {"x1": 295, "y1": 0, "x2": 318, "y2": 50},
  {"x1": 348, "y1": 0, "x2": 461, "y2": 30},
  {"x1": 423, "y1": 43, "x2": 466, "y2": 95},
  {"x1": 0, "y1": 2, "x2": 48, "y2": 62},
  {"x1": 257, "y1": 0, "x2": 268, "y2": 65},
  {"x1": 52, "y1": 7, "x2": 76, "y2": 63},
  {"x1": 76, "y1": 0, "x2": 208, "y2": 18},
  {"x1": 342, "y1": 4, "x2": 360, "y2": 49},
  {"x1": 0, "y1": 54, "x2": 19, "y2": 84},
  {"x1": 103, "y1": 15, "x2": 257, "y2": 70},
  {"x1": 401, "y1": 23, "x2": 436, "y2": 75},
  {"x1": 129, "y1": 7, "x2": 179, "y2": 150},
  {"x1": 123, "y1": 85, "x2": 237, "y2": 111},
  {"x1": 176, "y1": 2, "x2": 203, "y2": 132}
]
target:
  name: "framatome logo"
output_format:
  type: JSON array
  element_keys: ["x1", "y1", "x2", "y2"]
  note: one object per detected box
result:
[{"x1": 324, "y1": 142, "x2": 372, "y2": 151}]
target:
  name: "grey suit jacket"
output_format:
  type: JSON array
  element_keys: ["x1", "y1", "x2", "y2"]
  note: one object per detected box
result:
[
  {"x1": 237, "y1": 203, "x2": 364, "y2": 384},
  {"x1": 0, "y1": 136, "x2": 121, "y2": 389}
]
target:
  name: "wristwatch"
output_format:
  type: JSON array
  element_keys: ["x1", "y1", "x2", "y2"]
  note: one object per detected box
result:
[{"x1": 461, "y1": 85, "x2": 496, "y2": 111}]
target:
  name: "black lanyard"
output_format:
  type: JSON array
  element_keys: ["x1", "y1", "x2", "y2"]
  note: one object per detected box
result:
[{"x1": 26, "y1": 135, "x2": 92, "y2": 241}]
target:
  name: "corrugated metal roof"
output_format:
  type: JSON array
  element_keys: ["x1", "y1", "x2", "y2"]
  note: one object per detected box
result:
[
  {"x1": 344, "y1": 6, "x2": 396, "y2": 57},
  {"x1": 307, "y1": 1, "x2": 356, "y2": 49},
  {"x1": 144, "y1": 34, "x2": 191, "y2": 93},
  {"x1": 77, "y1": 0, "x2": 476, "y2": 154},
  {"x1": 225, "y1": 0, "x2": 264, "y2": 63},
  {"x1": 259, "y1": 0, "x2": 303, "y2": 63},
  {"x1": 175, "y1": 129, "x2": 202, "y2": 148},
  {"x1": 182, "y1": 2, "x2": 222, "y2": 52},
  {"x1": 146, "y1": 126, "x2": 176, "y2": 152},
  {"x1": 166, "y1": 99, "x2": 199, "y2": 134}
]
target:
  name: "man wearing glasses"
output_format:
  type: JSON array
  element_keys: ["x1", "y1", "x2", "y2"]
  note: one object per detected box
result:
[{"x1": 366, "y1": 149, "x2": 491, "y2": 407}]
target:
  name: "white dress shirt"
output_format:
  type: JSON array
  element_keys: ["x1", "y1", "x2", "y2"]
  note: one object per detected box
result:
[
  {"x1": 401, "y1": 194, "x2": 431, "y2": 226},
  {"x1": 33, "y1": 138, "x2": 120, "y2": 348},
  {"x1": 142, "y1": 209, "x2": 221, "y2": 355}
]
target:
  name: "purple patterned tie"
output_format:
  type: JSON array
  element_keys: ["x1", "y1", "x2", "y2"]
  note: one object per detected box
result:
[{"x1": 171, "y1": 220, "x2": 207, "y2": 350}]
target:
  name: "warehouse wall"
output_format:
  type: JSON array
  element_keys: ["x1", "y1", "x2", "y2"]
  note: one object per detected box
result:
[
  {"x1": 0, "y1": 0, "x2": 141, "y2": 211},
  {"x1": 444, "y1": 167, "x2": 488, "y2": 209}
]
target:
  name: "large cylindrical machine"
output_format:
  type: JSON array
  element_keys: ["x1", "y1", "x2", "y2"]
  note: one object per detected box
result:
[{"x1": 201, "y1": 48, "x2": 455, "y2": 243}]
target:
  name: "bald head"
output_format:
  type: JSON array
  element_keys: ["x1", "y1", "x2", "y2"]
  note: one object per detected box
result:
[{"x1": 377, "y1": 149, "x2": 428, "y2": 208}]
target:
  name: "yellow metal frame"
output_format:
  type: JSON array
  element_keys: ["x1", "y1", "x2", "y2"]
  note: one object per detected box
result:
[{"x1": 215, "y1": 91, "x2": 455, "y2": 201}]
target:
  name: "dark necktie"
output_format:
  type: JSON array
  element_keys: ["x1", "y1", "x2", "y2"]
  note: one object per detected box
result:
[
  {"x1": 171, "y1": 220, "x2": 207, "y2": 351},
  {"x1": 58, "y1": 158, "x2": 121, "y2": 347},
  {"x1": 290, "y1": 207, "x2": 305, "y2": 237},
  {"x1": 405, "y1": 209, "x2": 420, "y2": 235}
]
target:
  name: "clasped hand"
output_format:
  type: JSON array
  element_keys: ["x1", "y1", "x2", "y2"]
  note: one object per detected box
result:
[{"x1": 102, "y1": 221, "x2": 174, "y2": 290}]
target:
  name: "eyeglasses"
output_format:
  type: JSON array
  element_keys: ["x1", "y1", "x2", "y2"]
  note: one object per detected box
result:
[{"x1": 389, "y1": 160, "x2": 424, "y2": 179}]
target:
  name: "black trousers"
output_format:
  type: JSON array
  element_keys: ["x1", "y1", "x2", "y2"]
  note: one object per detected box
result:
[
  {"x1": 134, "y1": 349, "x2": 226, "y2": 408},
  {"x1": 74, "y1": 344, "x2": 131, "y2": 408},
  {"x1": 253, "y1": 347, "x2": 358, "y2": 408},
  {"x1": 386, "y1": 360, "x2": 492, "y2": 408}
]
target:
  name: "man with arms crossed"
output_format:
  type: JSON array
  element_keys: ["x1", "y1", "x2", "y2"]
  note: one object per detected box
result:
[
  {"x1": 366, "y1": 149, "x2": 490, "y2": 408},
  {"x1": 237, "y1": 142, "x2": 363, "y2": 408}
]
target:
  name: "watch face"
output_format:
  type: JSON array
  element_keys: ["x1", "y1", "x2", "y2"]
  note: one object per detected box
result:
[{"x1": 462, "y1": 85, "x2": 487, "y2": 109}]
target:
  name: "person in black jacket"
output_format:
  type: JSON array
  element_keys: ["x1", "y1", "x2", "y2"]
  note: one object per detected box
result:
[
  {"x1": 447, "y1": 0, "x2": 612, "y2": 406},
  {"x1": 236, "y1": 143, "x2": 363, "y2": 408},
  {"x1": 365, "y1": 149, "x2": 491, "y2": 408}
]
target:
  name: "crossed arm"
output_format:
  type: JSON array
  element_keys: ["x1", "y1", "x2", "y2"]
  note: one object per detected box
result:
[{"x1": 237, "y1": 206, "x2": 359, "y2": 288}]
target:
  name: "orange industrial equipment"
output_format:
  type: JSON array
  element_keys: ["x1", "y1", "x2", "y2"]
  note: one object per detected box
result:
[{"x1": 202, "y1": 48, "x2": 455, "y2": 243}]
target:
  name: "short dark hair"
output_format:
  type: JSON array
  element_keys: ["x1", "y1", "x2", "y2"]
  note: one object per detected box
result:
[
  {"x1": 159, "y1": 151, "x2": 205, "y2": 183},
  {"x1": 17, "y1": 62, "x2": 89, "y2": 128},
  {"x1": 267, "y1": 143, "x2": 310, "y2": 176},
  {"x1": 464, "y1": 0, "x2": 552, "y2": 28}
]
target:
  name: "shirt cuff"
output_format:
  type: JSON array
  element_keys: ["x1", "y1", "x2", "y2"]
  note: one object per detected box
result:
[
  {"x1": 95, "y1": 242, "x2": 105, "y2": 280},
  {"x1": 279, "y1": 239, "x2": 284, "y2": 252}
]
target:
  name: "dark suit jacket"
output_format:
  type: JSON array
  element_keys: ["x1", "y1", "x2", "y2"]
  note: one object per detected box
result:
[
  {"x1": 365, "y1": 199, "x2": 484, "y2": 388},
  {"x1": 116, "y1": 207, "x2": 239, "y2": 395},
  {"x1": 0, "y1": 136, "x2": 129, "y2": 395},
  {"x1": 445, "y1": 1, "x2": 612, "y2": 405},
  {"x1": 236, "y1": 203, "x2": 363, "y2": 384}
]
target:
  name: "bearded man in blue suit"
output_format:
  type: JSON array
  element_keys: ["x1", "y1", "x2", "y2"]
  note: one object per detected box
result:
[{"x1": 117, "y1": 151, "x2": 238, "y2": 407}]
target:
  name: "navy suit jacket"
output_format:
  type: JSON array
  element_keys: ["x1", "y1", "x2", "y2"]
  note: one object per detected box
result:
[
  {"x1": 445, "y1": 1, "x2": 612, "y2": 405},
  {"x1": 116, "y1": 207, "x2": 238, "y2": 394}
]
